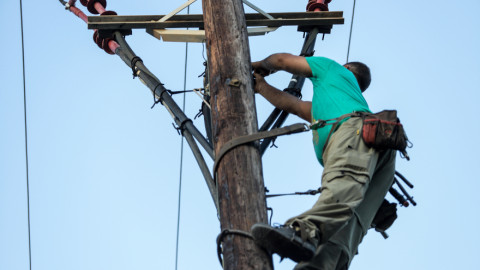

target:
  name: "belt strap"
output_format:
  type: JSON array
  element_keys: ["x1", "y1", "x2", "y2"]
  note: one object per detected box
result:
[
  {"x1": 213, "y1": 123, "x2": 309, "y2": 180},
  {"x1": 213, "y1": 111, "x2": 367, "y2": 180},
  {"x1": 316, "y1": 111, "x2": 366, "y2": 153}
]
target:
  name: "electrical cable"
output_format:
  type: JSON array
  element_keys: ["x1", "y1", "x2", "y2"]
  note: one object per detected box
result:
[
  {"x1": 346, "y1": 0, "x2": 356, "y2": 63},
  {"x1": 175, "y1": 6, "x2": 190, "y2": 270},
  {"x1": 19, "y1": 1, "x2": 32, "y2": 270}
]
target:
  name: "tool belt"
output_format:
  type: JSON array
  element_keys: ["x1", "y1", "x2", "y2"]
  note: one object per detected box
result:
[
  {"x1": 360, "y1": 110, "x2": 410, "y2": 159},
  {"x1": 313, "y1": 110, "x2": 411, "y2": 160}
]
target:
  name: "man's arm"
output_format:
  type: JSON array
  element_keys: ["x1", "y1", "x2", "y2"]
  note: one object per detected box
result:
[
  {"x1": 252, "y1": 53, "x2": 313, "y2": 78},
  {"x1": 254, "y1": 73, "x2": 312, "y2": 122}
]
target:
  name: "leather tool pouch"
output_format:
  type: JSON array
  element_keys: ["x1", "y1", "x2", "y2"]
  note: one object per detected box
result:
[
  {"x1": 361, "y1": 110, "x2": 410, "y2": 160},
  {"x1": 372, "y1": 199, "x2": 398, "y2": 232}
]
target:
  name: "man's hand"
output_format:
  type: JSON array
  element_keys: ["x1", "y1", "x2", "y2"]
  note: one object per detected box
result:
[
  {"x1": 253, "y1": 72, "x2": 266, "y2": 93},
  {"x1": 252, "y1": 53, "x2": 313, "y2": 78},
  {"x1": 252, "y1": 71, "x2": 312, "y2": 122},
  {"x1": 252, "y1": 60, "x2": 277, "y2": 77}
]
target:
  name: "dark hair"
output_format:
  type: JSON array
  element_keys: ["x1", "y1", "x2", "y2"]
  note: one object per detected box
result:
[{"x1": 345, "y1": 62, "x2": 371, "y2": 92}]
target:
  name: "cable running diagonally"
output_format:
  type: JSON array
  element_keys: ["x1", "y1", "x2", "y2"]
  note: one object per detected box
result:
[
  {"x1": 346, "y1": 0, "x2": 356, "y2": 63},
  {"x1": 175, "y1": 6, "x2": 190, "y2": 270},
  {"x1": 19, "y1": 1, "x2": 32, "y2": 270}
]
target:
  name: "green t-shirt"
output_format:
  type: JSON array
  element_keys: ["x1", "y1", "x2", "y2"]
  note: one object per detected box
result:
[{"x1": 306, "y1": 57, "x2": 371, "y2": 166}]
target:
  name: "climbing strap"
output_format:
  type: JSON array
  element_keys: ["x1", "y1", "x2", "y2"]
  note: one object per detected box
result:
[
  {"x1": 265, "y1": 188, "x2": 321, "y2": 198},
  {"x1": 213, "y1": 123, "x2": 310, "y2": 179}
]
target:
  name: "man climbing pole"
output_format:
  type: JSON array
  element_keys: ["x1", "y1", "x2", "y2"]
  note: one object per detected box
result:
[{"x1": 251, "y1": 53, "x2": 398, "y2": 269}]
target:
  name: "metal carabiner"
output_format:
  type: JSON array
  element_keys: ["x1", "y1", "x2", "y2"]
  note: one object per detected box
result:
[{"x1": 310, "y1": 120, "x2": 326, "y2": 130}]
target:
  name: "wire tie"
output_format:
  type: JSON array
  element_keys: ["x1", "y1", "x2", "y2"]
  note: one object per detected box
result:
[
  {"x1": 131, "y1": 56, "x2": 143, "y2": 79},
  {"x1": 269, "y1": 139, "x2": 278, "y2": 149},
  {"x1": 194, "y1": 109, "x2": 203, "y2": 119},
  {"x1": 173, "y1": 119, "x2": 192, "y2": 135},
  {"x1": 151, "y1": 83, "x2": 167, "y2": 109},
  {"x1": 172, "y1": 123, "x2": 181, "y2": 135},
  {"x1": 151, "y1": 98, "x2": 162, "y2": 109}
]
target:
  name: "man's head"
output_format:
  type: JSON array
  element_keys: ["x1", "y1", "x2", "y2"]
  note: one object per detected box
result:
[{"x1": 344, "y1": 62, "x2": 371, "y2": 92}]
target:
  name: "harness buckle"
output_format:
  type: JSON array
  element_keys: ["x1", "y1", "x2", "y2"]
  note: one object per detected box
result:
[{"x1": 310, "y1": 120, "x2": 326, "y2": 130}]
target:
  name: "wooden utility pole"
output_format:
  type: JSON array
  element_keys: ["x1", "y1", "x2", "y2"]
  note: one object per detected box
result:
[{"x1": 201, "y1": 0, "x2": 273, "y2": 269}]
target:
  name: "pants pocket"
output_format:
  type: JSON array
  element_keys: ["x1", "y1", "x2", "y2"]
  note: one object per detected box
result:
[
  {"x1": 320, "y1": 169, "x2": 370, "y2": 206},
  {"x1": 324, "y1": 170, "x2": 369, "y2": 185}
]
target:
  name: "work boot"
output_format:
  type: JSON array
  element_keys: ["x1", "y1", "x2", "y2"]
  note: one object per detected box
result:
[{"x1": 251, "y1": 223, "x2": 316, "y2": 262}]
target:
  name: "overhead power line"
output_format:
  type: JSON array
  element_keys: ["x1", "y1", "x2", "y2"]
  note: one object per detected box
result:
[
  {"x1": 19, "y1": 1, "x2": 32, "y2": 270},
  {"x1": 346, "y1": 0, "x2": 357, "y2": 63},
  {"x1": 175, "y1": 6, "x2": 190, "y2": 270}
]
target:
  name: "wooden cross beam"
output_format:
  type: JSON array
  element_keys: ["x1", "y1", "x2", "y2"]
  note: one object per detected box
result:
[
  {"x1": 89, "y1": 11, "x2": 343, "y2": 43},
  {"x1": 88, "y1": 11, "x2": 343, "y2": 30}
]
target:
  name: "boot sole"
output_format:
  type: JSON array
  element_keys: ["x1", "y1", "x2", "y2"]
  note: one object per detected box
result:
[{"x1": 251, "y1": 224, "x2": 315, "y2": 262}]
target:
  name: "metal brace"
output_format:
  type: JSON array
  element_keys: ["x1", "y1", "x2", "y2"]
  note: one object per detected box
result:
[{"x1": 158, "y1": 0, "x2": 279, "y2": 33}]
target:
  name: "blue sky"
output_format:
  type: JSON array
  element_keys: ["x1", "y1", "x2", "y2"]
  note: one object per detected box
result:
[{"x1": 1, "y1": 1, "x2": 479, "y2": 269}]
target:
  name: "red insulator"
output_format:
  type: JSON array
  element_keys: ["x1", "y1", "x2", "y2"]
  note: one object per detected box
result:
[
  {"x1": 93, "y1": 30, "x2": 103, "y2": 49},
  {"x1": 100, "y1": 10, "x2": 117, "y2": 16},
  {"x1": 107, "y1": 40, "x2": 119, "y2": 55},
  {"x1": 93, "y1": 30, "x2": 116, "y2": 55},
  {"x1": 306, "y1": 0, "x2": 331, "y2": 12},
  {"x1": 87, "y1": 0, "x2": 107, "y2": 15},
  {"x1": 69, "y1": 6, "x2": 88, "y2": 24},
  {"x1": 102, "y1": 38, "x2": 115, "y2": 55},
  {"x1": 79, "y1": 0, "x2": 88, "y2": 7}
]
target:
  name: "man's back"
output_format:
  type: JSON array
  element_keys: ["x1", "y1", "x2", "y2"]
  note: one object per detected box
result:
[{"x1": 306, "y1": 57, "x2": 370, "y2": 165}]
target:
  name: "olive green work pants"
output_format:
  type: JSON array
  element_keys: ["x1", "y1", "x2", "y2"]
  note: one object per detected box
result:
[{"x1": 285, "y1": 117, "x2": 396, "y2": 270}]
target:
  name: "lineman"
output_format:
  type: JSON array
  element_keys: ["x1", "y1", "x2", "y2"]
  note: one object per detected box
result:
[{"x1": 251, "y1": 53, "x2": 396, "y2": 269}]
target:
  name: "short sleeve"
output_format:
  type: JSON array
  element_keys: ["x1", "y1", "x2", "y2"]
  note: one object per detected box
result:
[{"x1": 306, "y1": 57, "x2": 335, "y2": 81}]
